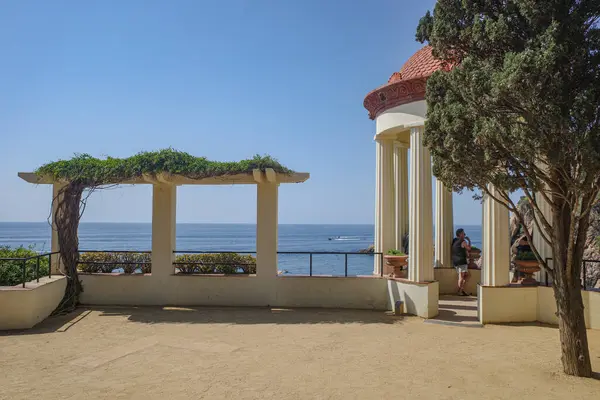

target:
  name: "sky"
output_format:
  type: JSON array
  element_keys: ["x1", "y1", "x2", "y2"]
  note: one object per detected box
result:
[{"x1": 0, "y1": 0, "x2": 483, "y2": 225}]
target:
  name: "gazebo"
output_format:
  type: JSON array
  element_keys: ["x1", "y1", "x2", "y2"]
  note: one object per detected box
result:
[{"x1": 363, "y1": 46, "x2": 515, "y2": 317}]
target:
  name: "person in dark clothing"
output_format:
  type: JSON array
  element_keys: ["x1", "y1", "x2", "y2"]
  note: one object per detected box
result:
[{"x1": 452, "y1": 228, "x2": 472, "y2": 296}]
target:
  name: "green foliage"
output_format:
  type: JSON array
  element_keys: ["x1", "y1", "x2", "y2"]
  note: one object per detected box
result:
[
  {"x1": 77, "y1": 252, "x2": 256, "y2": 274},
  {"x1": 0, "y1": 246, "x2": 50, "y2": 286},
  {"x1": 36, "y1": 149, "x2": 292, "y2": 186},
  {"x1": 515, "y1": 251, "x2": 538, "y2": 261},
  {"x1": 386, "y1": 249, "x2": 406, "y2": 256},
  {"x1": 78, "y1": 252, "x2": 151, "y2": 274},
  {"x1": 174, "y1": 253, "x2": 256, "y2": 274},
  {"x1": 469, "y1": 246, "x2": 480, "y2": 252},
  {"x1": 416, "y1": 2, "x2": 600, "y2": 195}
]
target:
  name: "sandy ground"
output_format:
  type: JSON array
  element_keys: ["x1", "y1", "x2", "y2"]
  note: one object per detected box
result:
[{"x1": 1, "y1": 307, "x2": 599, "y2": 400}]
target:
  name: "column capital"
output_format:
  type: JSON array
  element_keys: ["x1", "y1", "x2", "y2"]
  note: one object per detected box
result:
[{"x1": 394, "y1": 141, "x2": 410, "y2": 149}]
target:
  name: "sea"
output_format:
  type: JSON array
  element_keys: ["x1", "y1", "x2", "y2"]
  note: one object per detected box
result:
[{"x1": 0, "y1": 222, "x2": 482, "y2": 276}]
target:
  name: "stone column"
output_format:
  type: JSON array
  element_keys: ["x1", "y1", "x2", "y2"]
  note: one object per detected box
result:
[
  {"x1": 434, "y1": 179, "x2": 453, "y2": 268},
  {"x1": 50, "y1": 183, "x2": 67, "y2": 274},
  {"x1": 532, "y1": 193, "x2": 553, "y2": 284},
  {"x1": 482, "y1": 185, "x2": 510, "y2": 286},
  {"x1": 256, "y1": 182, "x2": 278, "y2": 279},
  {"x1": 151, "y1": 184, "x2": 177, "y2": 278},
  {"x1": 394, "y1": 143, "x2": 409, "y2": 251},
  {"x1": 374, "y1": 138, "x2": 395, "y2": 275},
  {"x1": 408, "y1": 126, "x2": 434, "y2": 282}
]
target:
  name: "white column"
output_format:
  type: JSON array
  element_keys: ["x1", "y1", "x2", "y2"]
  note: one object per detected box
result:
[
  {"x1": 533, "y1": 193, "x2": 553, "y2": 284},
  {"x1": 256, "y1": 182, "x2": 278, "y2": 279},
  {"x1": 434, "y1": 179, "x2": 453, "y2": 268},
  {"x1": 482, "y1": 185, "x2": 510, "y2": 286},
  {"x1": 394, "y1": 143, "x2": 409, "y2": 251},
  {"x1": 408, "y1": 126, "x2": 434, "y2": 282},
  {"x1": 374, "y1": 138, "x2": 395, "y2": 275},
  {"x1": 151, "y1": 184, "x2": 177, "y2": 278},
  {"x1": 50, "y1": 183, "x2": 66, "y2": 274}
]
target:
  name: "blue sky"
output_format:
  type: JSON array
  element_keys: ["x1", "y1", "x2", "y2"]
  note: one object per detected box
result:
[{"x1": 0, "y1": 0, "x2": 482, "y2": 225}]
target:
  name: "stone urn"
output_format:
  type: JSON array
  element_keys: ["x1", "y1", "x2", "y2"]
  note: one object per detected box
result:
[
  {"x1": 515, "y1": 259, "x2": 541, "y2": 286},
  {"x1": 384, "y1": 254, "x2": 408, "y2": 278},
  {"x1": 468, "y1": 248, "x2": 481, "y2": 270}
]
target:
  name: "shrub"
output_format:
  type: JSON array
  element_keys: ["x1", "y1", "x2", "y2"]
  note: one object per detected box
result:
[
  {"x1": 78, "y1": 252, "x2": 151, "y2": 274},
  {"x1": 174, "y1": 253, "x2": 256, "y2": 274},
  {"x1": 77, "y1": 252, "x2": 256, "y2": 274},
  {"x1": 386, "y1": 249, "x2": 406, "y2": 256},
  {"x1": 515, "y1": 251, "x2": 538, "y2": 261},
  {"x1": 0, "y1": 246, "x2": 50, "y2": 286}
]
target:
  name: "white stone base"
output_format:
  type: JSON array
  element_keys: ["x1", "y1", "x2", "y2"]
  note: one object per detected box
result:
[
  {"x1": 387, "y1": 278, "x2": 439, "y2": 318},
  {"x1": 478, "y1": 285, "x2": 600, "y2": 329}
]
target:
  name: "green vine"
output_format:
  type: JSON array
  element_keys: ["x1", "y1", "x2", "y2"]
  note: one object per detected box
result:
[
  {"x1": 39, "y1": 149, "x2": 291, "y2": 314},
  {"x1": 36, "y1": 149, "x2": 292, "y2": 185}
]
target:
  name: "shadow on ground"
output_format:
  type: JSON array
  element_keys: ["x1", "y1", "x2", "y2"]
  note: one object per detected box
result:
[{"x1": 2, "y1": 306, "x2": 404, "y2": 335}]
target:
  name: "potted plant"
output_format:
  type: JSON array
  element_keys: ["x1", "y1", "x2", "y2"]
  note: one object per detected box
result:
[
  {"x1": 468, "y1": 245, "x2": 481, "y2": 269},
  {"x1": 384, "y1": 250, "x2": 408, "y2": 277},
  {"x1": 514, "y1": 251, "x2": 541, "y2": 286}
]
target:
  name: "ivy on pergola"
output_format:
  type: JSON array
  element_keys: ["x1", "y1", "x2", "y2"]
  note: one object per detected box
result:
[{"x1": 36, "y1": 149, "x2": 292, "y2": 313}]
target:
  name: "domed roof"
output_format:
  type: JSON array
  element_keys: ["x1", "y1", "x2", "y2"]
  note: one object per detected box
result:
[{"x1": 364, "y1": 46, "x2": 446, "y2": 120}]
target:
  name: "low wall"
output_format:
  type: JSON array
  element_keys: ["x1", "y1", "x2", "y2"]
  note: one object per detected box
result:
[
  {"x1": 537, "y1": 286, "x2": 600, "y2": 329},
  {"x1": 479, "y1": 285, "x2": 600, "y2": 329},
  {"x1": 435, "y1": 268, "x2": 480, "y2": 295},
  {"x1": 387, "y1": 278, "x2": 439, "y2": 318},
  {"x1": 478, "y1": 285, "x2": 538, "y2": 324},
  {"x1": 79, "y1": 274, "x2": 389, "y2": 310},
  {"x1": 0, "y1": 276, "x2": 66, "y2": 330}
]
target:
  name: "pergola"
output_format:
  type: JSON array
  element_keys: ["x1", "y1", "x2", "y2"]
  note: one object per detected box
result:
[{"x1": 18, "y1": 168, "x2": 310, "y2": 278}]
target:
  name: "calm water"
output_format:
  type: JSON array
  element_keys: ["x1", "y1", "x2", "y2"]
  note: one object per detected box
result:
[{"x1": 0, "y1": 222, "x2": 482, "y2": 275}]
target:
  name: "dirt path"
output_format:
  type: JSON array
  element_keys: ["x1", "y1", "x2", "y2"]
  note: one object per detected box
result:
[{"x1": 1, "y1": 307, "x2": 599, "y2": 399}]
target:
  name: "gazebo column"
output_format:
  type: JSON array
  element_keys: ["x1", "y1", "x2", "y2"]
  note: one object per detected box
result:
[
  {"x1": 482, "y1": 185, "x2": 510, "y2": 286},
  {"x1": 394, "y1": 142, "x2": 409, "y2": 251},
  {"x1": 50, "y1": 183, "x2": 67, "y2": 274},
  {"x1": 151, "y1": 183, "x2": 177, "y2": 278},
  {"x1": 374, "y1": 138, "x2": 395, "y2": 275},
  {"x1": 408, "y1": 126, "x2": 434, "y2": 282},
  {"x1": 256, "y1": 182, "x2": 278, "y2": 279},
  {"x1": 532, "y1": 193, "x2": 553, "y2": 284},
  {"x1": 434, "y1": 179, "x2": 453, "y2": 268}
]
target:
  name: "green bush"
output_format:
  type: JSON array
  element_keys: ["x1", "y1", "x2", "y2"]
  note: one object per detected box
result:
[
  {"x1": 515, "y1": 251, "x2": 538, "y2": 261},
  {"x1": 174, "y1": 253, "x2": 256, "y2": 274},
  {"x1": 77, "y1": 252, "x2": 256, "y2": 274},
  {"x1": 78, "y1": 252, "x2": 151, "y2": 273},
  {"x1": 386, "y1": 249, "x2": 406, "y2": 256},
  {"x1": 0, "y1": 246, "x2": 50, "y2": 286}
]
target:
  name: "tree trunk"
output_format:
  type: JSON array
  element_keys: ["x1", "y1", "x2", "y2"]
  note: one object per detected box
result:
[
  {"x1": 552, "y1": 280, "x2": 592, "y2": 377},
  {"x1": 551, "y1": 201, "x2": 592, "y2": 377}
]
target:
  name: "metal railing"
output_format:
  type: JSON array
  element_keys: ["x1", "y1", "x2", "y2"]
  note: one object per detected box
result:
[
  {"x1": 0, "y1": 252, "x2": 57, "y2": 288},
  {"x1": 543, "y1": 258, "x2": 600, "y2": 290},
  {"x1": 276, "y1": 251, "x2": 385, "y2": 277},
  {"x1": 73, "y1": 250, "x2": 385, "y2": 277}
]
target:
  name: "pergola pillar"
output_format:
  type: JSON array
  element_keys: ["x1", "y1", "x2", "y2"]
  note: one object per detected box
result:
[
  {"x1": 533, "y1": 193, "x2": 553, "y2": 283},
  {"x1": 434, "y1": 179, "x2": 453, "y2": 268},
  {"x1": 374, "y1": 138, "x2": 395, "y2": 275},
  {"x1": 408, "y1": 126, "x2": 434, "y2": 282},
  {"x1": 50, "y1": 183, "x2": 67, "y2": 274},
  {"x1": 394, "y1": 143, "x2": 409, "y2": 251},
  {"x1": 256, "y1": 182, "x2": 278, "y2": 279},
  {"x1": 151, "y1": 183, "x2": 177, "y2": 278},
  {"x1": 482, "y1": 185, "x2": 510, "y2": 286}
]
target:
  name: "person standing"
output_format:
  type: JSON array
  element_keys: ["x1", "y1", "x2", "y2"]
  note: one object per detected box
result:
[{"x1": 452, "y1": 228, "x2": 472, "y2": 296}]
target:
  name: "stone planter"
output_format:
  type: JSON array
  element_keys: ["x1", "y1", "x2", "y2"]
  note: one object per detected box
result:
[
  {"x1": 515, "y1": 259, "x2": 541, "y2": 286},
  {"x1": 468, "y1": 249, "x2": 481, "y2": 270},
  {"x1": 384, "y1": 255, "x2": 408, "y2": 277}
]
